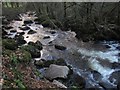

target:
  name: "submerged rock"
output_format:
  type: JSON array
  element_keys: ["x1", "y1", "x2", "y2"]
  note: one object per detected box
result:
[
  {"x1": 52, "y1": 80, "x2": 67, "y2": 88},
  {"x1": 44, "y1": 64, "x2": 69, "y2": 80},
  {"x1": 55, "y1": 45, "x2": 66, "y2": 50},
  {"x1": 66, "y1": 72, "x2": 86, "y2": 88}
]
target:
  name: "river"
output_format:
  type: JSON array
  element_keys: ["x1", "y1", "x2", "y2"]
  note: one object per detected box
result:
[{"x1": 3, "y1": 11, "x2": 120, "y2": 89}]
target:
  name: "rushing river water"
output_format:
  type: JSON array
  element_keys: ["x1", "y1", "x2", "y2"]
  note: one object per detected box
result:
[{"x1": 4, "y1": 12, "x2": 120, "y2": 89}]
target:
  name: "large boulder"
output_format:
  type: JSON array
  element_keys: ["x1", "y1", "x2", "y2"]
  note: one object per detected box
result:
[{"x1": 44, "y1": 64, "x2": 69, "y2": 80}]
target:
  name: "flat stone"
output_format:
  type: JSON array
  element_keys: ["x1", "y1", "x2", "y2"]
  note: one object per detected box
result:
[{"x1": 44, "y1": 64, "x2": 69, "y2": 80}]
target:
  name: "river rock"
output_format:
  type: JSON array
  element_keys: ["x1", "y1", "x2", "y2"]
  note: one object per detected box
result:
[
  {"x1": 19, "y1": 26, "x2": 30, "y2": 31},
  {"x1": 43, "y1": 36, "x2": 50, "y2": 39},
  {"x1": 104, "y1": 45, "x2": 111, "y2": 48},
  {"x1": 109, "y1": 71, "x2": 120, "y2": 85},
  {"x1": 44, "y1": 64, "x2": 69, "y2": 80},
  {"x1": 15, "y1": 35, "x2": 27, "y2": 45},
  {"x1": 52, "y1": 80, "x2": 67, "y2": 88},
  {"x1": 24, "y1": 20, "x2": 33, "y2": 25},
  {"x1": 117, "y1": 81, "x2": 120, "y2": 90},
  {"x1": 4, "y1": 26, "x2": 13, "y2": 30},
  {"x1": 47, "y1": 31, "x2": 56, "y2": 34},
  {"x1": 91, "y1": 70, "x2": 102, "y2": 81},
  {"x1": 10, "y1": 30, "x2": 17, "y2": 33},
  {"x1": 35, "y1": 58, "x2": 66, "y2": 67},
  {"x1": 99, "y1": 80, "x2": 116, "y2": 89},
  {"x1": 17, "y1": 32, "x2": 25, "y2": 35},
  {"x1": 116, "y1": 46, "x2": 120, "y2": 50},
  {"x1": 112, "y1": 62, "x2": 120, "y2": 69},
  {"x1": 28, "y1": 30, "x2": 37, "y2": 34},
  {"x1": 55, "y1": 45, "x2": 66, "y2": 50}
]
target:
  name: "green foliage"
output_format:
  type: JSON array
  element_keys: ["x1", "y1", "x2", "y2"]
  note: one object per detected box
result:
[
  {"x1": 17, "y1": 50, "x2": 32, "y2": 63},
  {"x1": 14, "y1": 79, "x2": 25, "y2": 88},
  {"x1": 10, "y1": 53, "x2": 18, "y2": 66},
  {"x1": 2, "y1": 49, "x2": 13, "y2": 56},
  {"x1": 2, "y1": 39, "x2": 18, "y2": 50}
]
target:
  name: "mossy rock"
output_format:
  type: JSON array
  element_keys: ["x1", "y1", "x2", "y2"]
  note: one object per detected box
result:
[
  {"x1": 20, "y1": 45, "x2": 41, "y2": 58},
  {"x1": 2, "y1": 39, "x2": 18, "y2": 50},
  {"x1": 17, "y1": 50, "x2": 32, "y2": 63},
  {"x1": 15, "y1": 35, "x2": 26, "y2": 45},
  {"x1": 28, "y1": 41, "x2": 43, "y2": 50}
]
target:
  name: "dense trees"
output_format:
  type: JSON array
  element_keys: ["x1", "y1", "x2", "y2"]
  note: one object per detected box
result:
[{"x1": 2, "y1": 2, "x2": 120, "y2": 41}]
